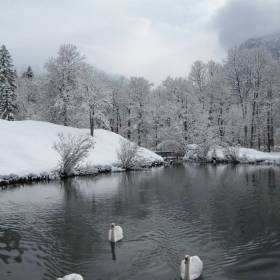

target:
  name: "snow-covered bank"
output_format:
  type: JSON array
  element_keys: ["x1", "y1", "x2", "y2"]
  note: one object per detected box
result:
[
  {"x1": 183, "y1": 144, "x2": 280, "y2": 164},
  {"x1": 0, "y1": 120, "x2": 163, "y2": 183}
]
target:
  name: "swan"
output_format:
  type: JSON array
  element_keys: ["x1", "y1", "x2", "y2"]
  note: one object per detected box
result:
[
  {"x1": 180, "y1": 254, "x2": 203, "y2": 280},
  {"x1": 56, "y1": 273, "x2": 83, "y2": 280},
  {"x1": 108, "y1": 223, "x2": 123, "y2": 242}
]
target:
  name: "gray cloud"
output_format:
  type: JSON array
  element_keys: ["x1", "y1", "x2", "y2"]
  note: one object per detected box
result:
[{"x1": 213, "y1": 0, "x2": 280, "y2": 49}]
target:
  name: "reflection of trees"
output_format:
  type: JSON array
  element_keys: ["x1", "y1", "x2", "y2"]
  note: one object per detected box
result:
[
  {"x1": 2, "y1": 165, "x2": 280, "y2": 279},
  {"x1": 118, "y1": 172, "x2": 152, "y2": 219},
  {"x1": 45, "y1": 173, "x2": 160, "y2": 277},
  {"x1": 268, "y1": 168, "x2": 277, "y2": 191},
  {"x1": 182, "y1": 163, "x2": 280, "y2": 246},
  {"x1": 0, "y1": 228, "x2": 23, "y2": 264},
  {"x1": 52, "y1": 166, "x2": 280, "y2": 278},
  {"x1": 45, "y1": 178, "x2": 104, "y2": 278}
]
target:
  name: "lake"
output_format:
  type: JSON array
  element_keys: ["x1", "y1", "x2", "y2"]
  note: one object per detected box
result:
[{"x1": 1, "y1": 163, "x2": 280, "y2": 280}]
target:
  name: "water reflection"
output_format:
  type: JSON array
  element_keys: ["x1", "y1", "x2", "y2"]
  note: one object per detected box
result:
[
  {"x1": 0, "y1": 228, "x2": 23, "y2": 264},
  {"x1": 0, "y1": 164, "x2": 280, "y2": 280}
]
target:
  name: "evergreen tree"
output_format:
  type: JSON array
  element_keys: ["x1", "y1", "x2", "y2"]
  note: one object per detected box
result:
[
  {"x1": 22, "y1": 66, "x2": 34, "y2": 79},
  {"x1": 0, "y1": 45, "x2": 17, "y2": 120}
]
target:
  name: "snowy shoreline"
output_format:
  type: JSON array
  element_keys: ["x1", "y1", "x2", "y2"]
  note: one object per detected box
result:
[
  {"x1": 0, "y1": 162, "x2": 164, "y2": 187},
  {"x1": 183, "y1": 144, "x2": 280, "y2": 165},
  {"x1": 0, "y1": 120, "x2": 163, "y2": 186},
  {"x1": 2, "y1": 120, "x2": 280, "y2": 187}
]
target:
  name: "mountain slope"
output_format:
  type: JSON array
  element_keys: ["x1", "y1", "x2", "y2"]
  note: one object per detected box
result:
[{"x1": 239, "y1": 33, "x2": 280, "y2": 59}]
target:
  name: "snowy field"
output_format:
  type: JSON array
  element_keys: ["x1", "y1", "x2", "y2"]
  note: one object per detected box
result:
[{"x1": 0, "y1": 120, "x2": 163, "y2": 178}]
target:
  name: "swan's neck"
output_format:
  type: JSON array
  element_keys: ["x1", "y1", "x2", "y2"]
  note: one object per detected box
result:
[
  {"x1": 111, "y1": 228, "x2": 115, "y2": 242},
  {"x1": 184, "y1": 261, "x2": 190, "y2": 280}
]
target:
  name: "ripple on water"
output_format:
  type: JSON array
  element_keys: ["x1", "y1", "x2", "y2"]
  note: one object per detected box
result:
[{"x1": 1, "y1": 166, "x2": 280, "y2": 280}]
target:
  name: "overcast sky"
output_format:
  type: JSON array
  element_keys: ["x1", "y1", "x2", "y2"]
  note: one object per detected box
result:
[{"x1": 1, "y1": 0, "x2": 279, "y2": 85}]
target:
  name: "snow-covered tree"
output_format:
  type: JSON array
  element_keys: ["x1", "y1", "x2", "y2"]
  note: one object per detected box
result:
[
  {"x1": 224, "y1": 47, "x2": 251, "y2": 146},
  {"x1": 147, "y1": 76, "x2": 207, "y2": 154},
  {"x1": 109, "y1": 76, "x2": 127, "y2": 134},
  {"x1": 44, "y1": 44, "x2": 87, "y2": 126},
  {"x1": 15, "y1": 73, "x2": 39, "y2": 120},
  {"x1": 271, "y1": 61, "x2": 280, "y2": 149},
  {"x1": 22, "y1": 66, "x2": 34, "y2": 79},
  {"x1": 224, "y1": 47, "x2": 275, "y2": 149},
  {"x1": 122, "y1": 77, "x2": 153, "y2": 145},
  {"x1": 0, "y1": 45, "x2": 17, "y2": 120},
  {"x1": 146, "y1": 87, "x2": 166, "y2": 149},
  {"x1": 78, "y1": 67, "x2": 112, "y2": 136},
  {"x1": 204, "y1": 61, "x2": 232, "y2": 141},
  {"x1": 188, "y1": 60, "x2": 207, "y2": 109}
]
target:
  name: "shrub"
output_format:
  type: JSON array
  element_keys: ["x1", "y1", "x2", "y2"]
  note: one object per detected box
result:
[
  {"x1": 222, "y1": 144, "x2": 240, "y2": 163},
  {"x1": 196, "y1": 141, "x2": 213, "y2": 161},
  {"x1": 53, "y1": 133, "x2": 95, "y2": 176},
  {"x1": 116, "y1": 138, "x2": 145, "y2": 169}
]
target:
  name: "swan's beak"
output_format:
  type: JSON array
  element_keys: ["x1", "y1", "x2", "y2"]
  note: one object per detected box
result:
[{"x1": 184, "y1": 259, "x2": 189, "y2": 264}]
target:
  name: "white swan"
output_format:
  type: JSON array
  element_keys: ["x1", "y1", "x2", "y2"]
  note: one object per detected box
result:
[
  {"x1": 180, "y1": 254, "x2": 203, "y2": 280},
  {"x1": 108, "y1": 223, "x2": 123, "y2": 242},
  {"x1": 56, "y1": 273, "x2": 83, "y2": 280}
]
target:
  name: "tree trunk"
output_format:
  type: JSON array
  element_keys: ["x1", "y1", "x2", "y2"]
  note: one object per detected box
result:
[
  {"x1": 271, "y1": 116, "x2": 274, "y2": 148},
  {"x1": 127, "y1": 109, "x2": 131, "y2": 140},
  {"x1": 155, "y1": 124, "x2": 158, "y2": 148},
  {"x1": 267, "y1": 109, "x2": 271, "y2": 152},
  {"x1": 116, "y1": 105, "x2": 119, "y2": 134},
  {"x1": 63, "y1": 101, "x2": 68, "y2": 126},
  {"x1": 138, "y1": 126, "x2": 141, "y2": 146},
  {"x1": 250, "y1": 92, "x2": 257, "y2": 148},
  {"x1": 90, "y1": 109, "x2": 94, "y2": 137}
]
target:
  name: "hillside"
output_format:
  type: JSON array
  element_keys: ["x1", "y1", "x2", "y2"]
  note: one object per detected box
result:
[
  {"x1": 239, "y1": 33, "x2": 280, "y2": 59},
  {"x1": 0, "y1": 120, "x2": 163, "y2": 178}
]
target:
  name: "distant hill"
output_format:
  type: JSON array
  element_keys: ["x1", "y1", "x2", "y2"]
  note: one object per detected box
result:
[
  {"x1": 16, "y1": 64, "x2": 130, "y2": 85},
  {"x1": 239, "y1": 33, "x2": 280, "y2": 59},
  {"x1": 94, "y1": 66, "x2": 130, "y2": 84}
]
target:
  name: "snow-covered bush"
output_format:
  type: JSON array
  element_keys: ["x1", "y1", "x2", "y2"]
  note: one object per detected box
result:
[
  {"x1": 116, "y1": 138, "x2": 145, "y2": 169},
  {"x1": 239, "y1": 153, "x2": 250, "y2": 163},
  {"x1": 183, "y1": 144, "x2": 198, "y2": 161},
  {"x1": 222, "y1": 144, "x2": 240, "y2": 163},
  {"x1": 75, "y1": 162, "x2": 98, "y2": 175},
  {"x1": 183, "y1": 141, "x2": 219, "y2": 162},
  {"x1": 196, "y1": 141, "x2": 214, "y2": 161},
  {"x1": 184, "y1": 140, "x2": 217, "y2": 162},
  {"x1": 53, "y1": 133, "x2": 95, "y2": 176}
]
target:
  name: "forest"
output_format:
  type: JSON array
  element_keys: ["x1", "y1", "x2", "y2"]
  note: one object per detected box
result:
[{"x1": 1, "y1": 43, "x2": 280, "y2": 154}]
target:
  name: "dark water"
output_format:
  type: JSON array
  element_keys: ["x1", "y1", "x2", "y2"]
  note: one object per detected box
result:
[{"x1": 1, "y1": 164, "x2": 280, "y2": 280}]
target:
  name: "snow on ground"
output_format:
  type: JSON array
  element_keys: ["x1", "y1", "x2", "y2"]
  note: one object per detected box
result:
[
  {"x1": 0, "y1": 120, "x2": 163, "y2": 177},
  {"x1": 238, "y1": 148, "x2": 280, "y2": 161},
  {"x1": 214, "y1": 147, "x2": 280, "y2": 161},
  {"x1": 184, "y1": 144, "x2": 280, "y2": 163}
]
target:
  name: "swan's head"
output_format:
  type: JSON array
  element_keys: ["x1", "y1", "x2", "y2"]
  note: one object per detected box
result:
[
  {"x1": 111, "y1": 223, "x2": 115, "y2": 229},
  {"x1": 184, "y1": 254, "x2": 190, "y2": 264}
]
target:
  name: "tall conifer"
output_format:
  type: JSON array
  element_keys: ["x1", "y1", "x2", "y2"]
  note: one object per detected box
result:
[
  {"x1": 22, "y1": 66, "x2": 34, "y2": 79},
  {"x1": 0, "y1": 45, "x2": 17, "y2": 120}
]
